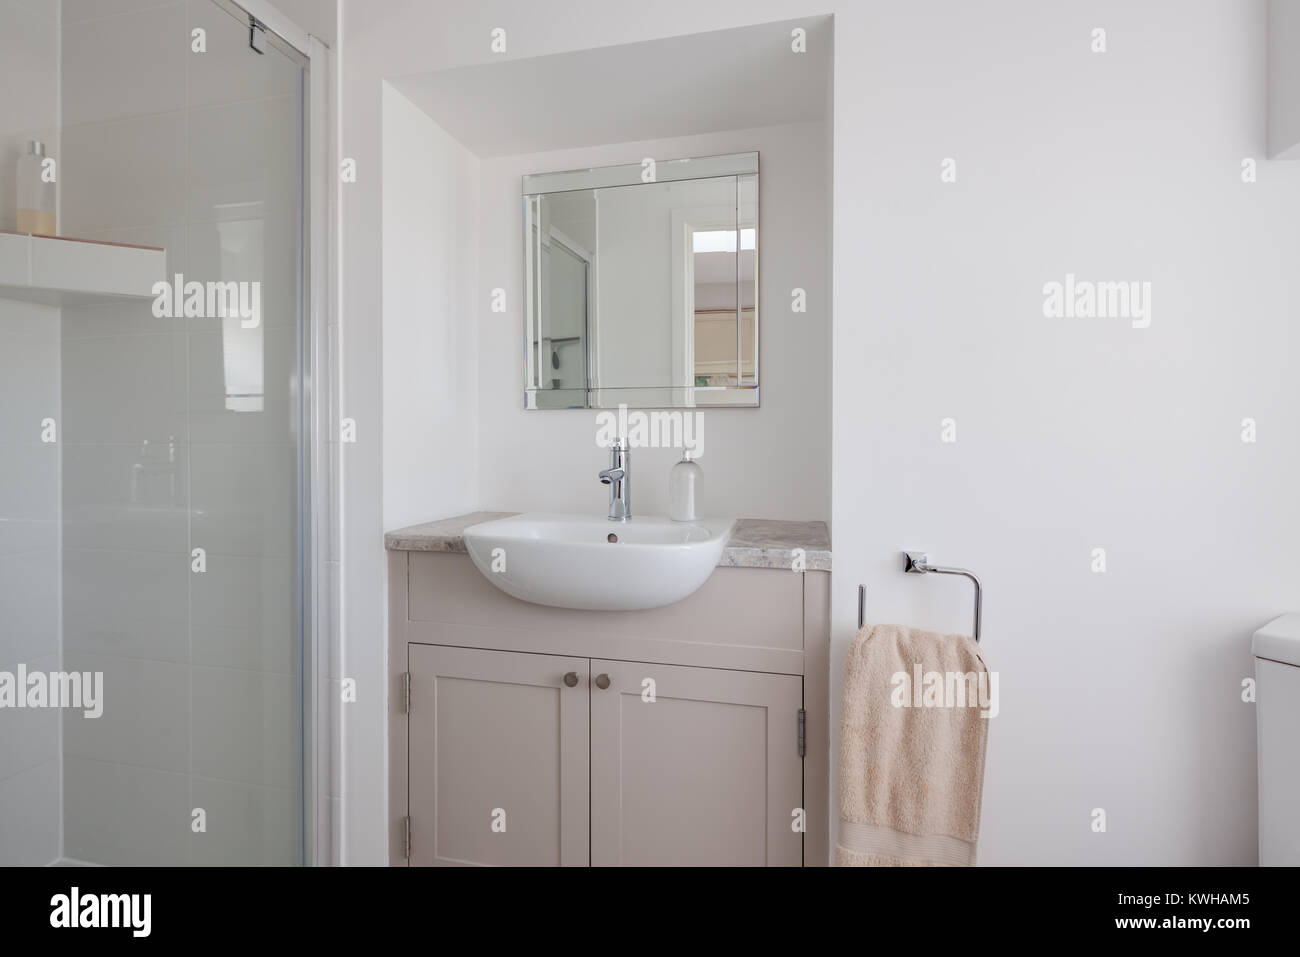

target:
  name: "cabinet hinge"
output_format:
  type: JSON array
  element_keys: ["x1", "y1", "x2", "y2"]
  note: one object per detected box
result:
[
  {"x1": 402, "y1": 672, "x2": 411, "y2": 714},
  {"x1": 797, "y1": 708, "x2": 806, "y2": 758},
  {"x1": 401, "y1": 816, "x2": 411, "y2": 860}
]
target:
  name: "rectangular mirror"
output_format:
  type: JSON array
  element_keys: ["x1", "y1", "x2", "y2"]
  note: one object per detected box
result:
[{"x1": 524, "y1": 152, "x2": 758, "y2": 409}]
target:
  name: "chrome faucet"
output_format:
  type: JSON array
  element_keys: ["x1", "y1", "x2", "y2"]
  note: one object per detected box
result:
[{"x1": 598, "y1": 442, "x2": 631, "y2": 521}]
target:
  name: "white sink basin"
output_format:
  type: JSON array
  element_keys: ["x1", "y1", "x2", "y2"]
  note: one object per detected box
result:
[{"x1": 462, "y1": 512, "x2": 735, "y2": 611}]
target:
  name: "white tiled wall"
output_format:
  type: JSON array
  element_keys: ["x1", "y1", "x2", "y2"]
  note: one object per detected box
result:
[
  {"x1": 0, "y1": 296, "x2": 62, "y2": 858},
  {"x1": 58, "y1": 0, "x2": 307, "y2": 866},
  {"x1": 0, "y1": 0, "x2": 62, "y2": 867}
]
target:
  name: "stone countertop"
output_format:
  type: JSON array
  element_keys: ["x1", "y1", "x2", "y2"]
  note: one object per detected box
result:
[
  {"x1": 384, "y1": 513, "x2": 831, "y2": 571},
  {"x1": 383, "y1": 511, "x2": 518, "y2": 553},
  {"x1": 718, "y1": 518, "x2": 831, "y2": 571}
]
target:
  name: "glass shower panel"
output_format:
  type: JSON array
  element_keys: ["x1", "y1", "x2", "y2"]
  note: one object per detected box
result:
[{"x1": 46, "y1": 0, "x2": 307, "y2": 866}]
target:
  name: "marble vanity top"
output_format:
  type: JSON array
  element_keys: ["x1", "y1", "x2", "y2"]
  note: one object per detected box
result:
[{"x1": 384, "y1": 512, "x2": 831, "y2": 571}]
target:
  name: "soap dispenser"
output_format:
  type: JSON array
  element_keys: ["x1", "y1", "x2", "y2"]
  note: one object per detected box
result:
[
  {"x1": 17, "y1": 140, "x2": 56, "y2": 236},
  {"x1": 669, "y1": 452, "x2": 702, "y2": 522}
]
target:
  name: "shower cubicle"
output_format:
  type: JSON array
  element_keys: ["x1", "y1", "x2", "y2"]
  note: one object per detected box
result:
[{"x1": 0, "y1": 0, "x2": 332, "y2": 865}]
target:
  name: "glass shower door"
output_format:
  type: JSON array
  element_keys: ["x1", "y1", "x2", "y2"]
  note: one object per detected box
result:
[{"x1": 47, "y1": 0, "x2": 305, "y2": 865}]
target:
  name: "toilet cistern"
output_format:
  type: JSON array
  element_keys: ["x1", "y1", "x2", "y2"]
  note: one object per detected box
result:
[{"x1": 598, "y1": 441, "x2": 631, "y2": 521}]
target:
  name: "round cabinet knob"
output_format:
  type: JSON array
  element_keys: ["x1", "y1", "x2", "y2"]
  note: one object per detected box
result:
[
  {"x1": 594, "y1": 673, "x2": 611, "y2": 690},
  {"x1": 563, "y1": 671, "x2": 579, "y2": 688}
]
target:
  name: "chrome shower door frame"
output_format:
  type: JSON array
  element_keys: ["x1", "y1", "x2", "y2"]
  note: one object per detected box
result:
[{"x1": 218, "y1": 0, "x2": 337, "y2": 868}]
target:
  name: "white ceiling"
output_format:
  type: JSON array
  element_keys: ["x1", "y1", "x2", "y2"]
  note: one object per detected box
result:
[{"x1": 390, "y1": 16, "x2": 833, "y2": 158}]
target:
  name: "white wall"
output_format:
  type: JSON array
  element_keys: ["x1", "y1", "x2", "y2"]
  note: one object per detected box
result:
[
  {"x1": 381, "y1": 83, "x2": 479, "y2": 530},
  {"x1": 342, "y1": 0, "x2": 1292, "y2": 866},
  {"x1": 0, "y1": 0, "x2": 61, "y2": 867},
  {"x1": 477, "y1": 123, "x2": 830, "y2": 519},
  {"x1": 270, "y1": 0, "x2": 337, "y2": 46},
  {"x1": 1268, "y1": 0, "x2": 1300, "y2": 157},
  {"x1": 0, "y1": 301, "x2": 61, "y2": 866},
  {"x1": 835, "y1": 0, "x2": 1295, "y2": 866}
]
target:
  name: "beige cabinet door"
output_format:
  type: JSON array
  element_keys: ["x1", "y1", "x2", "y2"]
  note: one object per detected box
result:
[
  {"x1": 407, "y1": 644, "x2": 589, "y2": 866},
  {"x1": 590, "y1": 660, "x2": 803, "y2": 866}
]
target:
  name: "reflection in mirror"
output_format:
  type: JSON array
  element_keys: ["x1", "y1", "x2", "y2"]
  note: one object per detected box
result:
[
  {"x1": 688, "y1": 171, "x2": 757, "y2": 406},
  {"x1": 524, "y1": 153, "x2": 758, "y2": 409},
  {"x1": 530, "y1": 189, "x2": 594, "y2": 409}
]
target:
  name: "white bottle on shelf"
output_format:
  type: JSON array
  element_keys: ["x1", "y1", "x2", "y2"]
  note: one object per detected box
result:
[
  {"x1": 669, "y1": 453, "x2": 702, "y2": 522},
  {"x1": 17, "y1": 140, "x2": 56, "y2": 237}
]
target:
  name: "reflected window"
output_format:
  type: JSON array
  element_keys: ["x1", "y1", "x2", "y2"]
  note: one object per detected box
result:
[{"x1": 215, "y1": 215, "x2": 264, "y2": 412}]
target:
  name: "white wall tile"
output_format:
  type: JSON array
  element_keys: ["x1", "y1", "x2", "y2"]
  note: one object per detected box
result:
[
  {"x1": 0, "y1": 549, "x2": 60, "y2": 666},
  {"x1": 188, "y1": 96, "x2": 300, "y2": 225},
  {"x1": 0, "y1": 182, "x2": 61, "y2": 864},
  {"x1": 63, "y1": 548, "x2": 189, "y2": 662},
  {"x1": 63, "y1": 0, "x2": 181, "y2": 25},
  {"x1": 189, "y1": 776, "x2": 300, "y2": 865},
  {"x1": 60, "y1": 112, "x2": 187, "y2": 234},
  {"x1": 63, "y1": 652, "x2": 190, "y2": 773},
  {"x1": 0, "y1": 231, "x2": 30, "y2": 286},
  {"x1": 62, "y1": 293, "x2": 183, "y2": 341},
  {"x1": 191, "y1": 665, "x2": 297, "y2": 790},
  {"x1": 189, "y1": 442, "x2": 296, "y2": 558},
  {"x1": 61, "y1": 2, "x2": 187, "y2": 126},
  {"x1": 0, "y1": 509, "x2": 56, "y2": 558},
  {"x1": 0, "y1": 760, "x2": 60, "y2": 865},
  {"x1": 0, "y1": 441, "x2": 58, "y2": 536},
  {"x1": 61, "y1": 442, "x2": 189, "y2": 552},
  {"x1": 63, "y1": 757, "x2": 189, "y2": 866},
  {"x1": 0, "y1": 0, "x2": 60, "y2": 135},
  {"x1": 191, "y1": 554, "x2": 295, "y2": 674},
  {"x1": 0, "y1": 302, "x2": 61, "y2": 446},
  {"x1": 60, "y1": 333, "x2": 187, "y2": 444},
  {"x1": 0, "y1": 298, "x2": 60, "y2": 340},
  {"x1": 0, "y1": 653, "x2": 61, "y2": 783}
]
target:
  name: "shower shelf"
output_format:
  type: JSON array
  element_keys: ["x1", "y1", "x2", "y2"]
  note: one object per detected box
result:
[{"x1": 0, "y1": 230, "x2": 166, "y2": 307}]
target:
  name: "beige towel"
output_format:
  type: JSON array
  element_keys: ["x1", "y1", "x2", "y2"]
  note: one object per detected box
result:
[{"x1": 837, "y1": 623, "x2": 991, "y2": 866}]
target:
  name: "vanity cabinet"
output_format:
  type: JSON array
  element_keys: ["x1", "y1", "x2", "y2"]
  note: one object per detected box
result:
[
  {"x1": 388, "y1": 524, "x2": 830, "y2": 868},
  {"x1": 407, "y1": 645, "x2": 589, "y2": 867},
  {"x1": 406, "y1": 646, "x2": 802, "y2": 867},
  {"x1": 589, "y1": 659, "x2": 802, "y2": 867}
]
